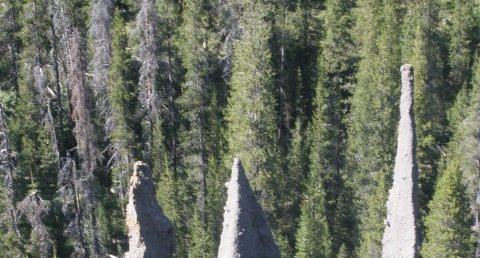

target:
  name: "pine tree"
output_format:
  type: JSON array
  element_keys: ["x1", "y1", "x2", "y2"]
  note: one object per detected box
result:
[
  {"x1": 284, "y1": 0, "x2": 323, "y2": 120},
  {"x1": 309, "y1": 0, "x2": 357, "y2": 254},
  {"x1": 188, "y1": 211, "x2": 214, "y2": 258},
  {"x1": 177, "y1": 0, "x2": 226, "y2": 254},
  {"x1": 347, "y1": 0, "x2": 402, "y2": 205},
  {"x1": 420, "y1": 162, "x2": 474, "y2": 258},
  {"x1": 10, "y1": 0, "x2": 60, "y2": 202},
  {"x1": 0, "y1": 0, "x2": 21, "y2": 93},
  {"x1": 358, "y1": 172, "x2": 388, "y2": 258},
  {"x1": 0, "y1": 104, "x2": 22, "y2": 254},
  {"x1": 442, "y1": 53, "x2": 480, "y2": 255},
  {"x1": 108, "y1": 7, "x2": 137, "y2": 210},
  {"x1": 225, "y1": 0, "x2": 279, "y2": 220},
  {"x1": 445, "y1": 0, "x2": 478, "y2": 102},
  {"x1": 279, "y1": 118, "x2": 309, "y2": 254},
  {"x1": 348, "y1": 0, "x2": 402, "y2": 254},
  {"x1": 402, "y1": 0, "x2": 448, "y2": 221},
  {"x1": 295, "y1": 176, "x2": 332, "y2": 258}
]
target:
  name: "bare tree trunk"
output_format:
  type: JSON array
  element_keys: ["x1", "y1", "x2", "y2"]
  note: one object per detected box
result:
[{"x1": 0, "y1": 104, "x2": 20, "y2": 237}]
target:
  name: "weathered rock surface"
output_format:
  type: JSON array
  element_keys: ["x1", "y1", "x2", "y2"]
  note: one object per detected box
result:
[
  {"x1": 217, "y1": 158, "x2": 280, "y2": 258},
  {"x1": 125, "y1": 161, "x2": 175, "y2": 258},
  {"x1": 382, "y1": 64, "x2": 419, "y2": 258}
]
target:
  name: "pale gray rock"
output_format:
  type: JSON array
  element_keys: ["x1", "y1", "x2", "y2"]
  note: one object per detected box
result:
[
  {"x1": 382, "y1": 64, "x2": 419, "y2": 258},
  {"x1": 217, "y1": 158, "x2": 280, "y2": 258},
  {"x1": 125, "y1": 161, "x2": 175, "y2": 258}
]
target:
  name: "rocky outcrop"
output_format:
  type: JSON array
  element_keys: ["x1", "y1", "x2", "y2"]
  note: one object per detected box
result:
[
  {"x1": 217, "y1": 158, "x2": 280, "y2": 258},
  {"x1": 125, "y1": 161, "x2": 175, "y2": 258},
  {"x1": 382, "y1": 64, "x2": 419, "y2": 258}
]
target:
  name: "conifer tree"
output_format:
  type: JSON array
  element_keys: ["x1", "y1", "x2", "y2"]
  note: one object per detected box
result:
[
  {"x1": 358, "y1": 172, "x2": 388, "y2": 258},
  {"x1": 446, "y1": 0, "x2": 479, "y2": 129},
  {"x1": 284, "y1": 0, "x2": 323, "y2": 120},
  {"x1": 107, "y1": 8, "x2": 137, "y2": 236},
  {"x1": 12, "y1": 0, "x2": 59, "y2": 200},
  {"x1": 442, "y1": 53, "x2": 480, "y2": 255},
  {"x1": 0, "y1": 104, "x2": 22, "y2": 254},
  {"x1": 295, "y1": 176, "x2": 332, "y2": 258},
  {"x1": 348, "y1": 0, "x2": 402, "y2": 254},
  {"x1": 225, "y1": 0, "x2": 279, "y2": 219},
  {"x1": 178, "y1": 0, "x2": 226, "y2": 254},
  {"x1": 402, "y1": 0, "x2": 448, "y2": 219},
  {"x1": 445, "y1": 0, "x2": 478, "y2": 102},
  {"x1": 279, "y1": 118, "x2": 309, "y2": 253},
  {"x1": 348, "y1": 0, "x2": 402, "y2": 204},
  {"x1": 0, "y1": 0, "x2": 21, "y2": 93},
  {"x1": 109, "y1": 6, "x2": 137, "y2": 204},
  {"x1": 421, "y1": 162, "x2": 474, "y2": 258},
  {"x1": 309, "y1": 0, "x2": 357, "y2": 254}
]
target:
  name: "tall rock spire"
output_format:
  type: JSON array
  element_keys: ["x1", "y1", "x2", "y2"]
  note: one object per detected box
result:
[
  {"x1": 217, "y1": 158, "x2": 280, "y2": 258},
  {"x1": 125, "y1": 161, "x2": 175, "y2": 258},
  {"x1": 382, "y1": 64, "x2": 419, "y2": 257}
]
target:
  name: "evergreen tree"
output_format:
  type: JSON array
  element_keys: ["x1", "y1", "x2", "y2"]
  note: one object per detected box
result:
[
  {"x1": 279, "y1": 118, "x2": 309, "y2": 254},
  {"x1": 0, "y1": 104, "x2": 22, "y2": 254},
  {"x1": 420, "y1": 162, "x2": 474, "y2": 258},
  {"x1": 309, "y1": 0, "x2": 357, "y2": 254},
  {"x1": 295, "y1": 176, "x2": 332, "y2": 258},
  {"x1": 445, "y1": 0, "x2": 478, "y2": 102},
  {"x1": 100, "y1": 9, "x2": 139, "y2": 254},
  {"x1": 225, "y1": 0, "x2": 279, "y2": 219},
  {"x1": 442, "y1": 53, "x2": 480, "y2": 255},
  {"x1": 0, "y1": 0, "x2": 21, "y2": 93},
  {"x1": 188, "y1": 211, "x2": 214, "y2": 258},
  {"x1": 11, "y1": 0, "x2": 59, "y2": 200},
  {"x1": 348, "y1": 0, "x2": 402, "y2": 254},
  {"x1": 108, "y1": 7, "x2": 137, "y2": 210},
  {"x1": 177, "y1": 0, "x2": 226, "y2": 254},
  {"x1": 357, "y1": 172, "x2": 388, "y2": 258},
  {"x1": 402, "y1": 0, "x2": 448, "y2": 221},
  {"x1": 348, "y1": 0, "x2": 402, "y2": 204}
]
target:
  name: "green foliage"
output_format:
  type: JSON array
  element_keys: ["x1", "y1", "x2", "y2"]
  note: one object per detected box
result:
[
  {"x1": 295, "y1": 177, "x2": 332, "y2": 258},
  {"x1": 0, "y1": 0, "x2": 479, "y2": 255},
  {"x1": 226, "y1": 0, "x2": 279, "y2": 212},
  {"x1": 108, "y1": 7, "x2": 138, "y2": 200},
  {"x1": 188, "y1": 211, "x2": 215, "y2": 258},
  {"x1": 421, "y1": 162, "x2": 474, "y2": 258},
  {"x1": 348, "y1": 0, "x2": 402, "y2": 253},
  {"x1": 357, "y1": 173, "x2": 388, "y2": 258},
  {"x1": 403, "y1": 0, "x2": 448, "y2": 222},
  {"x1": 311, "y1": 0, "x2": 357, "y2": 254},
  {"x1": 348, "y1": 0, "x2": 402, "y2": 205}
]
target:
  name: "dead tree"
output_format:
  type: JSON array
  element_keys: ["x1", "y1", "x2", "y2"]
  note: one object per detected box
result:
[
  {"x1": 89, "y1": 0, "x2": 113, "y2": 125},
  {"x1": 17, "y1": 193, "x2": 52, "y2": 257},
  {"x1": 135, "y1": 0, "x2": 163, "y2": 150},
  {"x1": 0, "y1": 103, "x2": 20, "y2": 237}
]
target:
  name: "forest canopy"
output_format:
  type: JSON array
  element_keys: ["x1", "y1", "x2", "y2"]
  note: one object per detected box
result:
[{"x1": 0, "y1": 0, "x2": 479, "y2": 257}]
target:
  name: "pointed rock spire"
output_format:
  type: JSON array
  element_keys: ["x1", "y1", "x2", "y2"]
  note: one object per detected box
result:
[
  {"x1": 382, "y1": 64, "x2": 419, "y2": 257},
  {"x1": 217, "y1": 158, "x2": 280, "y2": 258},
  {"x1": 125, "y1": 161, "x2": 175, "y2": 258}
]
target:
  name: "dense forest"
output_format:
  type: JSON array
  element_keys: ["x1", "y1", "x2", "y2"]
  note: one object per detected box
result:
[{"x1": 0, "y1": 0, "x2": 479, "y2": 257}]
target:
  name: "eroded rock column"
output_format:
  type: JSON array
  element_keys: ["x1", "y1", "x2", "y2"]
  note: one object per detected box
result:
[
  {"x1": 125, "y1": 161, "x2": 175, "y2": 258},
  {"x1": 217, "y1": 158, "x2": 280, "y2": 258},
  {"x1": 382, "y1": 64, "x2": 419, "y2": 258}
]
